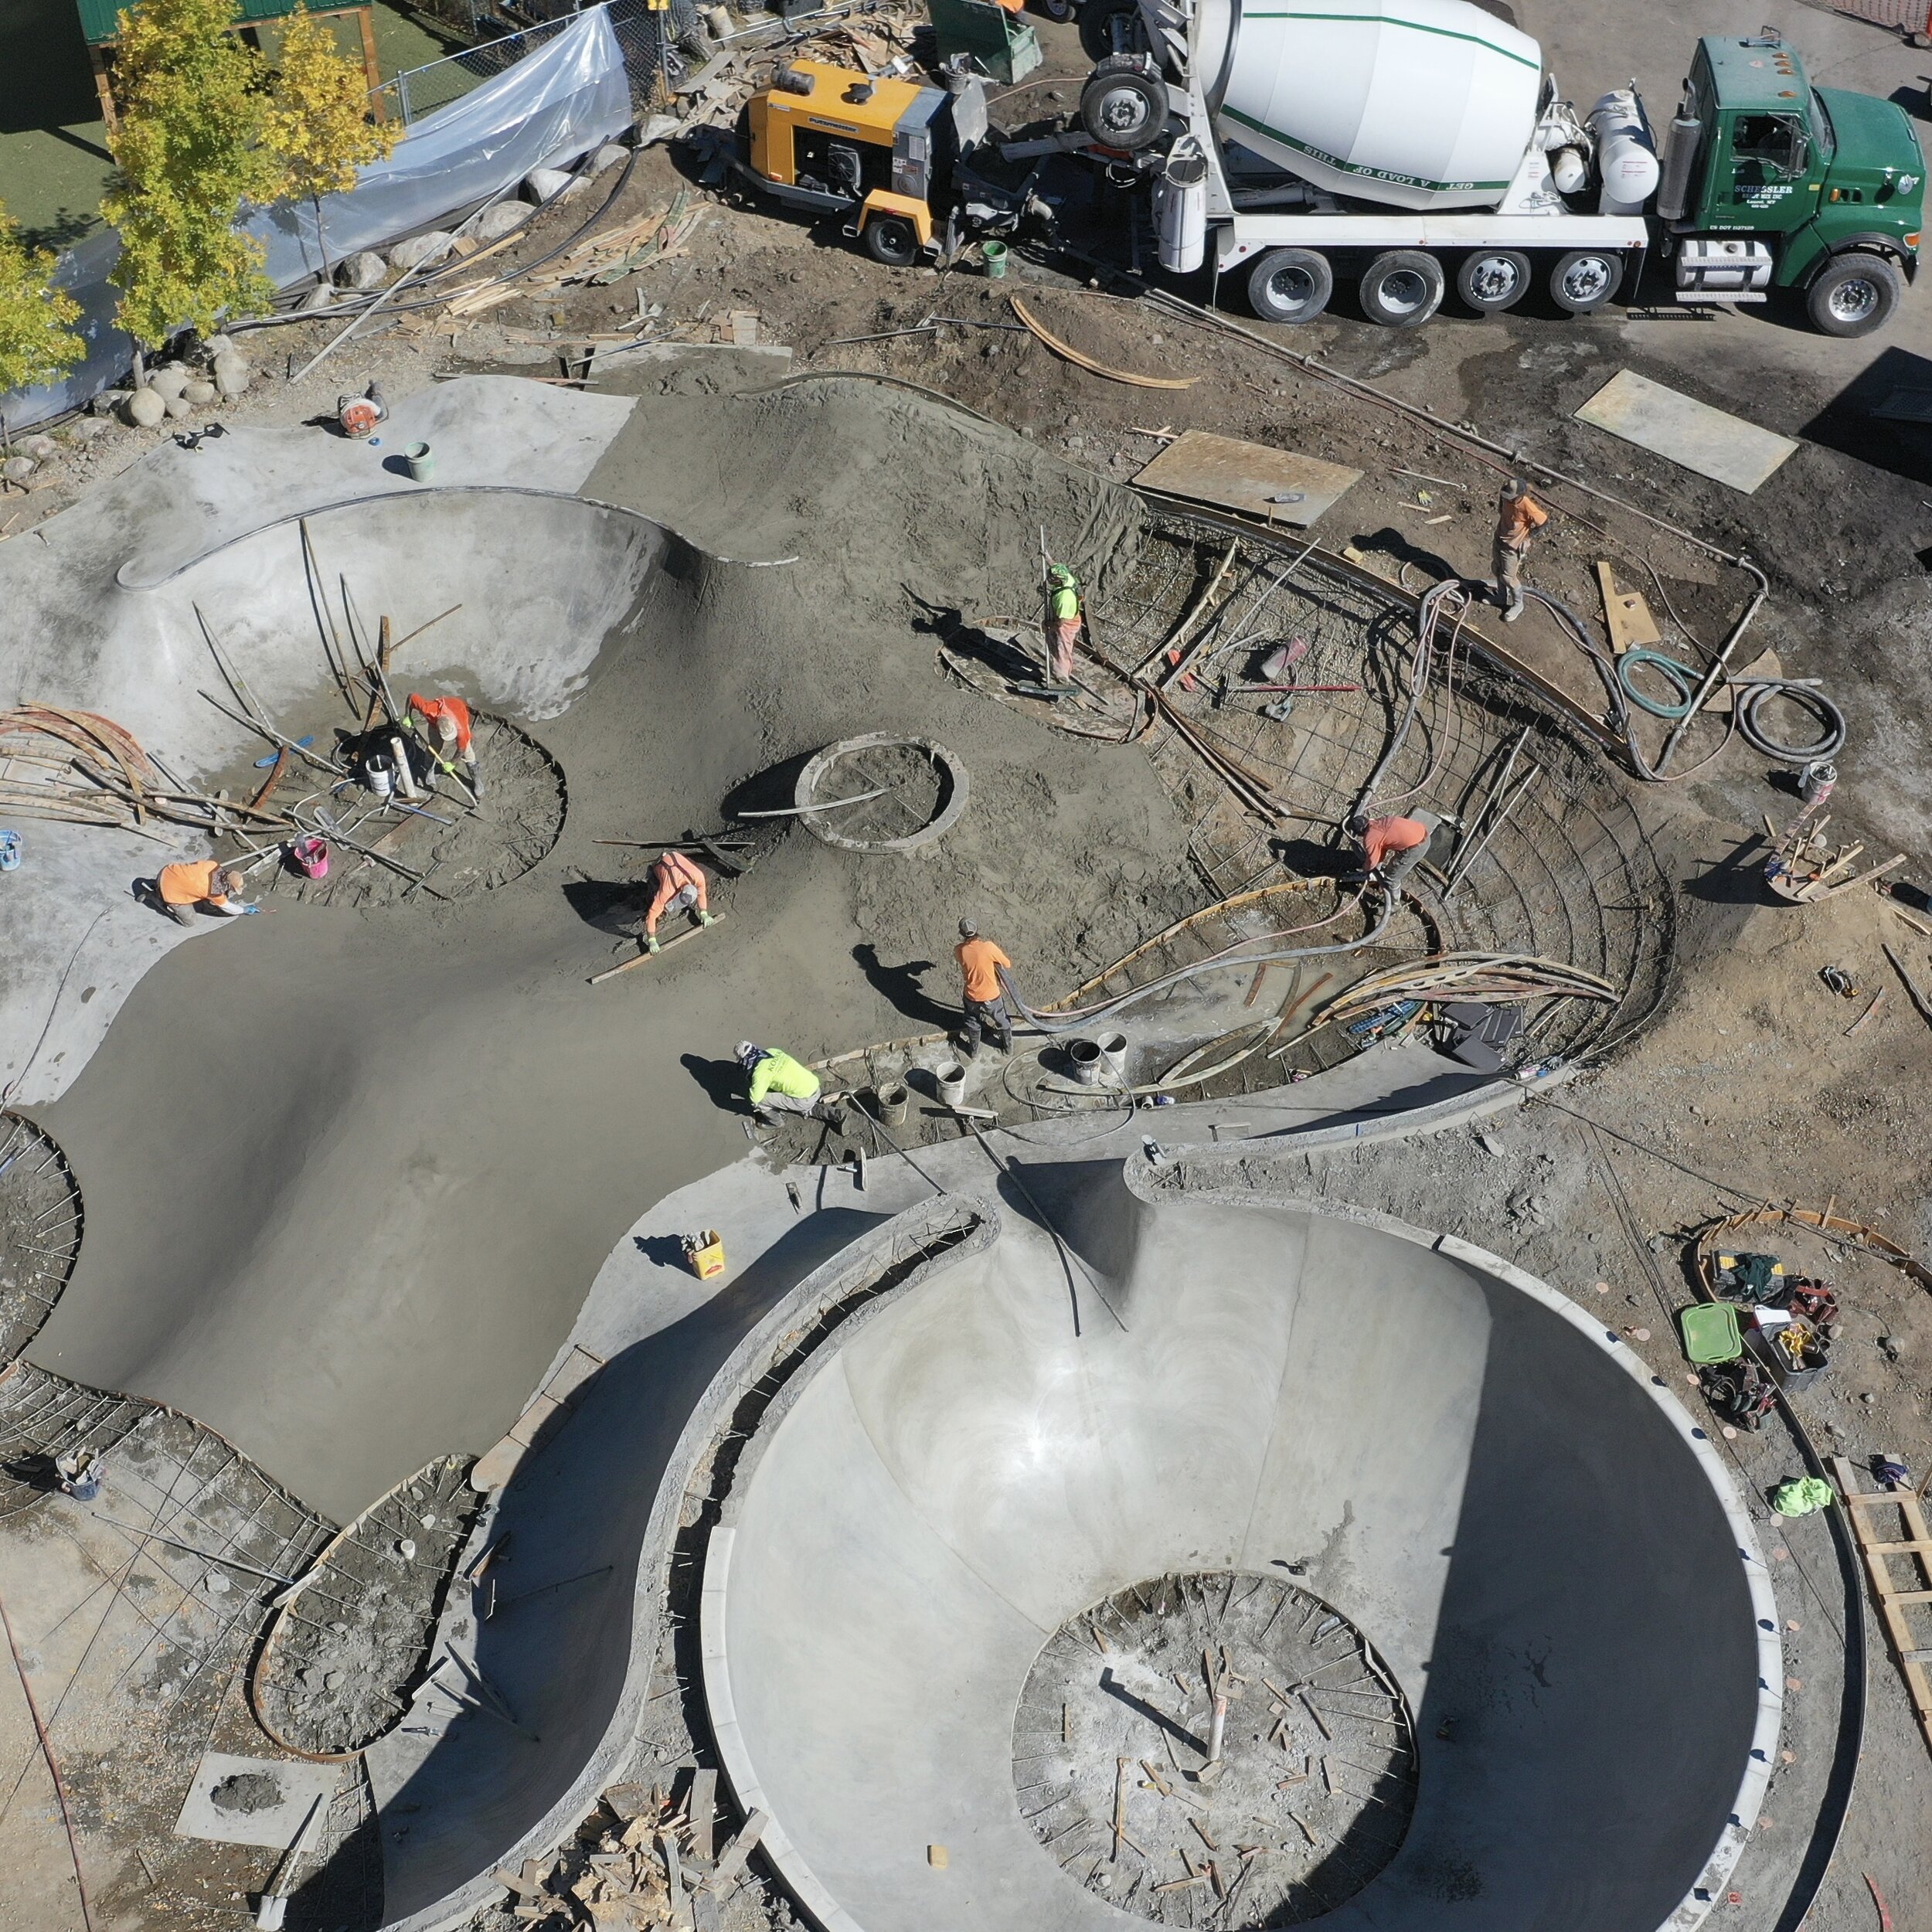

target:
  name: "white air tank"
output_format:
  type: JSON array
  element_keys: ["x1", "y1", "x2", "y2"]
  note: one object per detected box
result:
[
  {"x1": 1155, "y1": 138, "x2": 1209, "y2": 273},
  {"x1": 1201, "y1": 0, "x2": 1544, "y2": 213},
  {"x1": 1587, "y1": 89, "x2": 1660, "y2": 216}
]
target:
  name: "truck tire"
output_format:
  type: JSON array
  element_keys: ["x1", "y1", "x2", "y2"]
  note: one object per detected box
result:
[
  {"x1": 1080, "y1": 55, "x2": 1167, "y2": 152},
  {"x1": 863, "y1": 215, "x2": 920, "y2": 268},
  {"x1": 1549, "y1": 248, "x2": 1623, "y2": 314},
  {"x1": 1079, "y1": 0, "x2": 1148, "y2": 59},
  {"x1": 1807, "y1": 251, "x2": 1902, "y2": 338},
  {"x1": 1456, "y1": 249, "x2": 1532, "y2": 315},
  {"x1": 1248, "y1": 248, "x2": 1332, "y2": 325},
  {"x1": 1359, "y1": 250, "x2": 1444, "y2": 328},
  {"x1": 1038, "y1": 0, "x2": 1076, "y2": 19}
]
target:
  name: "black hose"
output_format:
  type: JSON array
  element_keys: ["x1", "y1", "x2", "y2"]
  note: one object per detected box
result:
[{"x1": 1735, "y1": 682, "x2": 1846, "y2": 764}]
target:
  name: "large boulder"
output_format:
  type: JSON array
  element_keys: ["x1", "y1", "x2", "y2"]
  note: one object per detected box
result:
[
  {"x1": 587, "y1": 141, "x2": 629, "y2": 174},
  {"x1": 339, "y1": 250, "x2": 386, "y2": 291},
  {"x1": 163, "y1": 393, "x2": 193, "y2": 420},
  {"x1": 182, "y1": 378, "x2": 217, "y2": 406},
  {"x1": 19, "y1": 434, "x2": 59, "y2": 461},
  {"x1": 212, "y1": 353, "x2": 251, "y2": 399},
  {"x1": 474, "y1": 200, "x2": 530, "y2": 242},
  {"x1": 300, "y1": 281, "x2": 335, "y2": 311},
  {"x1": 70, "y1": 417, "x2": 108, "y2": 444},
  {"x1": 90, "y1": 389, "x2": 129, "y2": 417},
  {"x1": 522, "y1": 167, "x2": 573, "y2": 204},
  {"x1": 201, "y1": 334, "x2": 234, "y2": 360},
  {"x1": 147, "y1": 364, "x2": 189, "y2": 402},
  {"x1": 125, "y1": 387, "x2": 168, "y2": 427},
  {"x1": 388, "y1": 230, "x2": 454, "y2": 272},
  {"x1": 2, "y1": 456, "x2": 37, "y2": 485}
]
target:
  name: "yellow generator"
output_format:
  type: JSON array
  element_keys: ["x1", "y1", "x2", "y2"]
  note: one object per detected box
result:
[{"x1": 741, "y1": 59, "x2": 1044, "y2": 266}]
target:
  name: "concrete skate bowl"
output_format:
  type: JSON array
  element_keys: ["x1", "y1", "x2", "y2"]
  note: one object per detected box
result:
[
  {"x1": 701, "y1": 1172, "x2": 1779, "y2": 1932},
  {"x1": 0, "y1": 1114, "x2": 83, "y2": 1362},
  {"x1": 95, "y1": 488, "x2": 668, "y2": 903},
  {"x1": 1078, "y1": 508, "x2": 1675, "y2": 1072}
]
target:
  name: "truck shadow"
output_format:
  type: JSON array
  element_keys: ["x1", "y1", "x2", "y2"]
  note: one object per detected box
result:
[{"x1": 1800, "y1": 343, "x2": 1932, "y2": 489}]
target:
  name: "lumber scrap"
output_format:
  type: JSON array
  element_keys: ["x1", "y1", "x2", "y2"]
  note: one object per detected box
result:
[
  {"x1": 1009, "y1": 295, "x2": 1196, "y2": 390},
  {"x1": 1832, "y1": 1454, "x2": 1932, "y2": 1757},
  {"x1": 1594, "y1": 560, "x2": 1660, "y2": 654}
]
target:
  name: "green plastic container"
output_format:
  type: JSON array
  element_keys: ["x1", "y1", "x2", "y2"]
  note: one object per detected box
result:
[
  {"x1": 982, "y1": 240, "x2": 1009, "y2": 279},
  {"x1": 1679, "y1": 1301, "x2": 1743, "y2": 1366}
]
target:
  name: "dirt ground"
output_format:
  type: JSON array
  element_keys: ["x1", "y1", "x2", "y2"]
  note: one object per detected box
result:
[{"x1": 5, "y1": 14, "x2": 1932, "y2": 1928}]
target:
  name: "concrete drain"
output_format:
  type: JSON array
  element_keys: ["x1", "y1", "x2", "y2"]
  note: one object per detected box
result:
[
  {"x1": 791, "y1": 733, "x2": 967, "y2": 852},
  {"x1": 1012, "y1": 1571, "x2": 1417, "y2": 1923}
]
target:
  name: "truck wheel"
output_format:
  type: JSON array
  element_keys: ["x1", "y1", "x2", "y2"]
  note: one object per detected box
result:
[
  {"x1": 863, "y1": 216, "x2": 920, "y2": 268},
  {"x1": 1080, "y1": 55, "x2": 1167, "y2": 151},
  {"x1": 1247, "y1": 248, "x2": 1332, "y2": 325},
  {"x1": 1549, "y1": 249, "x2": 1623, "y2": 314},
  {"x1": 1359, "y1": 250, "x2": 1444, "y2": 328},
  {"x1": 1807, "y1": 251, "x2": 1902, "y2": 337},
  {"x1": 1457, "y1": 249, "x2": 1532, "y2": 315},
  {"x1": 1079, "y1": 0, "x2": 1148, "y2": 59},
  {"x1": 1038, "y1": 0, "x2": 1076, "y2": 19}
]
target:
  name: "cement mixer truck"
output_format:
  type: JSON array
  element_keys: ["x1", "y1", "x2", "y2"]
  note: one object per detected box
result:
[{"x1": 1069, "y1": 2, "x2": 1923, "y2": 335}]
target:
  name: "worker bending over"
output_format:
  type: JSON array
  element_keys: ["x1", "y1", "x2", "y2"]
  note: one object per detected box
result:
[
  {"x1": 1491, "y1": 479, "x2": 1548, "y2": 624},
  {"x1": 641, "y1": 849, "x2": 715, "y2": 952},
  {"x1": 736, "y1": 1042, "x2": 841, "y2": 1126},
  {"x1": 1350, "y1": 811, "x2": 1458, "y2": 892},
  {"x1": 406, "y1": 692, "x2": 485, "y2": 798},
  {"x1": 151, "y1": 859, "x2": 258, "y2": 925},
  {"x1": 954, "y1": 917, "x2": 1014, "y2": 1056},
  {"x1": 1045, "y1": 562, "x2": 1083, "y2": 689}
]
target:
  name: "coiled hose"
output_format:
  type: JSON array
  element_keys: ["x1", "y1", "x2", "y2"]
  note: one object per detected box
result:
[{"x1": 1735, "y1": 681, "x2": 1846, "y2": 764}]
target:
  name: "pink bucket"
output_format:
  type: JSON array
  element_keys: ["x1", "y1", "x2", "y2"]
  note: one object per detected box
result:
[{"x1": 291, "y1": 835, "x2": 330, "y2": 879}]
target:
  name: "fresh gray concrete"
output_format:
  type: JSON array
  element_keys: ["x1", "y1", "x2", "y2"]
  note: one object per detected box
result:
[{"x1": 702, "y1": 1168, "x2": 1781, "y2": 1932}]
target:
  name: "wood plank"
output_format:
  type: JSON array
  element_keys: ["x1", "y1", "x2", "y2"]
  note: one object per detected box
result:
[
  {"x1": 1594, "y1": 561, "x2": 1660, "y2": 655},
  {"x1": 589, "y1": 913, "x2": 726, "y2": 986}
]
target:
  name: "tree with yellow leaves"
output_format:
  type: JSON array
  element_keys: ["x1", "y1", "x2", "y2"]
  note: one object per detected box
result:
[
  {"x1": 0, "y1": 202, "x2": 86, "y2": 405},
  {"x1": 263, "y1": 5, "x2": 400, "y2": 281},
  {"x1": 103, "y1": 0, "x2": 280, "y2": 352}
]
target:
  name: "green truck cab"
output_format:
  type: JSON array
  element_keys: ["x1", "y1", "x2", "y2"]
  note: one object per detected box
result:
[{"x1": 1664, "y1": 29, "x2": 1924, "y2": 335}]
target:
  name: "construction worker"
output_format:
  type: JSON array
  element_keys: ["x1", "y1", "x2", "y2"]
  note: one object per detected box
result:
[
  {"x1": 641, "y1": 849, "x2": 715, "y2": 952},
  {"x1": 1491, "y1": 478, "x2": 1548, "y2": 624},
  {"x1": 736, "y1": 1042, "x2": 841, "y2": 1125},
  {"x1": 1348, "y1": 810, "x2": 1458, "y2": 891},
  {"x1": 150, "y1": 859, "x2": 258, "y2": 925},
  {"x1": 1045, "y1": 562, "x2": 1083, "y2": 689},
  {"x1": 406, "y1": 692, "x2": 485, "y2": 798},
  {"x1": 954, "y1": 917, "x2": 1014, "y2": 1056}
]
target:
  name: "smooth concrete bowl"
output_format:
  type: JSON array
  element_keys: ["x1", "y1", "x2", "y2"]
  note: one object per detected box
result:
[{"x1": 701, "y1": 1168, "x2": 1779, "y2": 1932}]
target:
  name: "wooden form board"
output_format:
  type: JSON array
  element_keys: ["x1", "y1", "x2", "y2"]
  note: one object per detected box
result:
[
  {"x1": 1594, "y1": 561, "x2": 1660, "y2": 655},
  {"x1": 1134, "y1": 430, "x2": 1362, "y2": 529},
  {"x1": 1833, "y1": 1454, "x2": 1932, "y2": 1756}
]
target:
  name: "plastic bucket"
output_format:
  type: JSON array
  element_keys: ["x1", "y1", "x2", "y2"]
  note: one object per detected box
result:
[
  {"x1": 405, "y1": 441, "x2": 435, "y2": 483},
  {"x1": 1068, "y1": 1039, "x2": 1103, "y2": 1086},
  {"x1": 875, "y1": 1082, "x2": 909, "y2": 1127},
  {"x1": 982, "y1": 240, "x2": 1009, "y2": 280},
  {"x1": 937, "y1": 1062, "x2": 967, "y2": 1108},
  {"x1": 1098, "y1": 1031, "x2": 1128, "y2": 1081},
  {"x1": 291, "y1": 835, "x2": 330, "y2": 879}
]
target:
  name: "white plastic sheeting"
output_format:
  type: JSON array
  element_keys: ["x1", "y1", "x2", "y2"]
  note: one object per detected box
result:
[{"x1": 0, "y1": 9, "x2": 632, "y2": 431}]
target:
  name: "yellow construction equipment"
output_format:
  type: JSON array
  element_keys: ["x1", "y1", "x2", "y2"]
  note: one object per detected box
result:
[{"x1": 739, "y1": 59, "x2": 1048, "y2": 266}]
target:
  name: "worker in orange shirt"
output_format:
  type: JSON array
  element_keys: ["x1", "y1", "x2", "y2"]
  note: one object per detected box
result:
[
  {"x1": 1348, "y1": 809, "x2": 1462, "y2": 891},
  {"x1": 149, "y1": 857, "x2": 258, "y2": 926},
  {"x1": 406, "y1": 692, "x2": 484, "y2": 798},
  {"x1": 641, "y1": 849, "x2": 715, "y2": 953},
  {"x1": 954, "y1": 917, "x2": 1014, "y2": 1056},
  {"x1": 1492, "y1": 478, "x2": 1548, "y2": 624}
]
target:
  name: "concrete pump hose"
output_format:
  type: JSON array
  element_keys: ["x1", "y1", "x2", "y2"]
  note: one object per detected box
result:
[
  {"x1": 998, "y1": 891, "x2": 1396, "y2": 1036},
  {"x1": 1735, "y1": 682, "x2": 1846, "y2": 764},
  {"x1": 1352, "y1": 578, "x2": 1464, "y2": 818}
]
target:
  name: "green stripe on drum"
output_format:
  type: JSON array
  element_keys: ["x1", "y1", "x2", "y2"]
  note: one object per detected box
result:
[{"x1": 1220, "y1": 104, "x2": 1511, "y2": 193}]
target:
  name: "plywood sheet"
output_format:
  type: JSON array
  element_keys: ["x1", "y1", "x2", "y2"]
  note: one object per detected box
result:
[
  {"x1": 1573, "y1": 369, "x2": 1798, "y2": 495},
  {"x1": 1134, "y1": 430, "x2": 1362, "y2": 526},
  {"x1": 175, "y1": 1753, "x2": 340, "y2": 1848}
]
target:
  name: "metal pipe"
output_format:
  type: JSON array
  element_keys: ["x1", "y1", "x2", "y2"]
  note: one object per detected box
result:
[{"x1": 1655, "y1": 556, "x2": 1770, "y2": 774}]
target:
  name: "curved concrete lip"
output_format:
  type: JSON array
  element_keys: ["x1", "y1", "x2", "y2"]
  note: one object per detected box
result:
[{"x1": 700, "y1": 1175, "x2": 1780, "y2": 1932}]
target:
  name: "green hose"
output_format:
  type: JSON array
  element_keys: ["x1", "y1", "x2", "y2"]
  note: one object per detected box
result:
[{"x1": 1617, "y1": 647, "x2": 1699, "y2": 719}]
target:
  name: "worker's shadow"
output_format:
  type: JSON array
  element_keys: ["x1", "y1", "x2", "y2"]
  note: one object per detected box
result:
[
  {"x1": 852, "y1": 944, "x2": 949, "y2": 1026},
  {"x1": 560, "y1": 877, "x2": 641, "y2": 935},
  {"x1": 1352, "y1": 526, "x2": 1467, "y2": 589},
  {"x1": 1682, "y1": 830, "x2": 1774, "y2": 906},
  {"x1": 906, "y1": 594, "x2": 1041, "y2": 684},
  {"x1": 682, "y1": 1053, "x2": 751, "y2": 1116}
]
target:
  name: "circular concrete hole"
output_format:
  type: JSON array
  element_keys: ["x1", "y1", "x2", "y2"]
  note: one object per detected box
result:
[
  {"x1": 1013, "y1": 1570, "x2": 1417, "y2": 1921},
  {"x1": 793, "y1": 733, "x2": 968, "y2": 852},
  {"x1": 241, "y1": 713, "x2": 566, "y2": 910}
]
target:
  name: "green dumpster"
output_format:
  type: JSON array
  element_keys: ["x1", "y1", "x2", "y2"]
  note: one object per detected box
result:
[{"x1": 927, "y1": 0, "x2": 1042, "y2": 86}]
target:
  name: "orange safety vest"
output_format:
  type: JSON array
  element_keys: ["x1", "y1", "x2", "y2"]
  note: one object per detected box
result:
[
  {"x1": 158, "y1": 857, "x2": 230, "y2": 907},
  {"x1": 645, "y1": 850, "x2": 708, "y2": 932},
  {"x1": 956, "y1": 937, "x2": 1012, "y2": 1003},
  {"x1": 1362, "y1": 816, "x2": 1429, "y2": 869},
  {"x1": 407, "y1": 692, "x2": 474, "y2": 755},
  {"x1": 1495, "y1": 495, "x2": 1549, "y2": 549}
]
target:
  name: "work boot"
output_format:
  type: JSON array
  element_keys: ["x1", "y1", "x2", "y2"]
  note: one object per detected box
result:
[
  {"x1": 1503, "y1": 601, "x2": 1524, "y2": 624},
  {"x1": 957, "y1": 1035, "x2": 978, "y2": 1060},
  {"x1": 813, "y1": 1097, "x2": 845, "y2": 1128}
]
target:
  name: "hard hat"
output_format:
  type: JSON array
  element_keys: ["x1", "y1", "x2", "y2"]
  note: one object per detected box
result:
[
  {"x1": 1048, "y1": 563, "x2": 1075, "y2": 584},
  {"x1": 736, "y1": 1041, "x2": 760, "y2": 1066},
  {"x1": 1503, "y1": 477, "x2": 1529, "y2": 498},
  {"x1": 958, "y1": 917, "x2": 978, "y2": 939}
]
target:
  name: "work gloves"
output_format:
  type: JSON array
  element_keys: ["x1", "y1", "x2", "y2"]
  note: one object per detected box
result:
[
  {"x1": 645, "y1": 935, "x2": 662, "y2": 954},
  {"x1": 698, "y1": 910, "x2": 716, "y2": 926}
]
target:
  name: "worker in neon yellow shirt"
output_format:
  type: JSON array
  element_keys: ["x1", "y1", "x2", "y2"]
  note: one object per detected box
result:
[
  {"x1": 1045, "y1": 561, "x2": 1083, "y2": 689},
  {"x1": 736, "y1": 1042, "x2": 842, "y2": 1126}
]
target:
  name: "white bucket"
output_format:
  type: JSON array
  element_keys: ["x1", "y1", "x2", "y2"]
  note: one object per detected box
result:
[
  {"x1": 1098, "y1": 1032, "x2": 1129, "y2": 1082},
  {"x1": 937, "y1": 1063, "x2": 967, "y2": 1108},
  {"x1": 1068, "y1": 1039, "x2": 1104, "y2": 1086}
]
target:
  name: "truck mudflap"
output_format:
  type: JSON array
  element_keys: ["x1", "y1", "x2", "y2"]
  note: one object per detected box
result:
[
  {"x1": 852, "y1": 190, "x2": 936, "y2": 247},
  {"x1": 1213, "y1": 213, "x2": 1651, "y2": 265}
]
